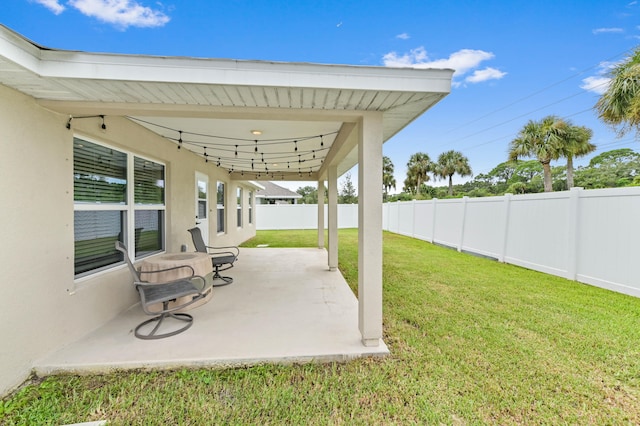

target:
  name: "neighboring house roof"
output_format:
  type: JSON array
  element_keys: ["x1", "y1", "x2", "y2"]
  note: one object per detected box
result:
[
  {"x1": 256, "y1": 181, "x2": 302, "y2": 200},
  {"x1": 0, "y1": 24, "x2": 453, "y2": 181},
  {"x1": 247, "y1": 181, "x2": 265, "y2": 191}
]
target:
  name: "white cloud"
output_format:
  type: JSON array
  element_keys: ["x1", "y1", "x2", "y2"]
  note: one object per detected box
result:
[
  {"x1": 35, "y1": 0, "x2": 169, "y2": 28},
  {"x1": 592, "y1": 27, "x2": 624, "y2": 35},
  {"x1": 68, "y1": 0, "x2": 170, "y2": 28},
  {"x1": 383, "y1": 47, "x2": 505, "y2": 86},
  {"x1": 396, "y1": 33, "x2": 410, "y2": 40},
  {"x1": 382, "y1": 46, "x2": 428, "y2": 67},
  {"x1": 33, "y1": 0, "x2": 66, "y2": 14},
  {"x1": 465, "y1": 67, "x2": 507, "y2": 83},
  {"x1": 581, "y1": 76, "x2": 610, "y2": 94},
  {"x1": 581, "y1": 62, "x2": 615, "y2": 94}
]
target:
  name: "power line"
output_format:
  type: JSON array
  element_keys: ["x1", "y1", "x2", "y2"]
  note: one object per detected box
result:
[
  {"x1": 436, "y1": 81, "x2": 610, "y2": 153},
  {"x1": 438, "y1": 48, "x2": 630, "y2": 138}
]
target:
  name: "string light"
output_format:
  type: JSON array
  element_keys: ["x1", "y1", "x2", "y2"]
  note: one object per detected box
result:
[{"x1": 121, "y1": 116, "x2": 339, "y2": 175}]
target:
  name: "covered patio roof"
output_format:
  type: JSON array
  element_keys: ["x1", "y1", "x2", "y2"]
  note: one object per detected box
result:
[
  {"x1": 0, "y1": 24, "x2": 453, "y2": 180},
  {"x1": 0, "y1": 24, "x2": 453, "y2": 356}
]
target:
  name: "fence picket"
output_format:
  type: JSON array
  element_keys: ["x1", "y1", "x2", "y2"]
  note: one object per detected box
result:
[{"x1": 256, "y1": 187, "x2": 640, "y2": 298}]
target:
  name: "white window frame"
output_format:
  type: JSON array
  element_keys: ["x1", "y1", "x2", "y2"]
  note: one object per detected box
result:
[
  {"x1": 237, "y1": 187, "x2": 243, "y2": 229},
  {"x1": 217, "y1": 181, "x2": 226, "y2": 234},
  {"x1": 73, "y1": 134, "x2": 166, "y2": 281}
]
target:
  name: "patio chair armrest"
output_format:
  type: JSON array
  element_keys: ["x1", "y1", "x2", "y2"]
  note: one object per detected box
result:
[
  {"x1": 187, "y1": 274, "x2": 212, "y2": 293},
  {"x1": 209, "y1": 251, "x2": 237, "y2": 259},
  {"x1": 206, "y1": 245, "x2": 239, "y2": 257}
]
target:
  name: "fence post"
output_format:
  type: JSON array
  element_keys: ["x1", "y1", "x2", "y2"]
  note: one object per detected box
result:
[
  {"x1": 411, "y1": 199, "x2": 417, "y2": 238},
  {"x1": 431, "y1": 198, "x2": 438, "y2": 243},
  {"x1": 566, "y1": 187, "x2": 583, "y2": 280},
  {"x1": 458, "y1": 196, "x2": 469, "y2": 252},
  {"x1": 499, "y1": 193, "x2": 512, "y2": 263}
]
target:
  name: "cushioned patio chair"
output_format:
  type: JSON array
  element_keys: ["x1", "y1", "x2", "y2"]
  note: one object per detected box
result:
[
  {"x1": 115, "y1": 241, "x2": 210, "y2": 340},
  {"x1": 187, "y1": 227, "x2": 239, "y2": 287}
]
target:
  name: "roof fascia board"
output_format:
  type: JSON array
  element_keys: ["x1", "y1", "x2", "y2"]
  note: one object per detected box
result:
[
  {"x1": 317, "y1": 121, "x2": 358, "y2": 179},
  {"x1": 38, "y1": 52, "x2": 454, "y2": 93},
  {"x1": 0, "y1": 26, "x2": 453, "y2": 94},
  {"x1": 0, "y1": 26, "x2": 45, "y2": 74}
]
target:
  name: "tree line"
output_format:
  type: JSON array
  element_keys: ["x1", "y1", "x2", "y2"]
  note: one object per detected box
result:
[{"x1": 387, "y1": 44, "x2": 640, "y2": 200}]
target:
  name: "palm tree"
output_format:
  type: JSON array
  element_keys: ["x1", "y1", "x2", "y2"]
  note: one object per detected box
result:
[
  {"x1": 509, "y1": 116, "x2": 566, "y2": 192},
  {"x1": 403, "y1": 174, "x2": 418, "y2": 195},
  {"x1": 557, "y1": 123, "x2": 595, "y2": 189},
  {"x1": 595, "y1": 47, "x2": 640, "y2": 136},
  {"x1": 406, "y1": 152, "x2": 432, "y2": 196},
  {"x1": 433, "y1": 150, "x2": 473, "y2": 196},
  {"x1": 382, "y1": 156, "x2": 396, "y2": 200}
]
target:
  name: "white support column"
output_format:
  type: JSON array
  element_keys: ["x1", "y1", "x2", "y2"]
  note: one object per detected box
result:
[
  {"x1": 327, "y1": 166, "x2": 338, "y2": 271},
  {"x1": 358, "y1": 112, "x2": 383, "y2": 347},
  {"x1": 317, "y1": 180, "x2": 325, "y2": 249}
]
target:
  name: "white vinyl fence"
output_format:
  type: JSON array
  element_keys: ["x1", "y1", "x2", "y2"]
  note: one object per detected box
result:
[
  {"x1": 256, "y1": 187, "x2": 640, "y2": 298},
  {"x1": 256, "y1": 203, "x2": 358, "y2": 230}
]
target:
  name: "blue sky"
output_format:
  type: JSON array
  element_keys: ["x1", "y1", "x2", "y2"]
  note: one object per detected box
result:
[{"x1": 4, "y1": 0, "x2": 640, "y2": 192}]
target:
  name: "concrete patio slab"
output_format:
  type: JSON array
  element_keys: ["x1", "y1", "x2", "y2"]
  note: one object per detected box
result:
[{"x1": 35, "y1": 248, "x2": 388, "y2": 376}]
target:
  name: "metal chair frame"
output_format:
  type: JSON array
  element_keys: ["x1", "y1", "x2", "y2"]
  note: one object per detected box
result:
[
  {"x1": 115, "y1": 241, "x2": 210, "y2": 339},
  {"x1": 187, "y1": 227, "x2": 239, "y2": 287}
]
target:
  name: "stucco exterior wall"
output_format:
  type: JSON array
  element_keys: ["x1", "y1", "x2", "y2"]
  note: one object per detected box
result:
[{"x1": 0, "y1": 84, "x2": 256, "y2": 396}]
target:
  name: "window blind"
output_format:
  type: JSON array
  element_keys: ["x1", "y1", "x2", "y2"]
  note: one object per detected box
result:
[
  {"x1": 134, "y1": 157, "x2": 165, "y2": 204},
  {"x1": 73, "y1": 138, "x2": 126, "y2": 203}
]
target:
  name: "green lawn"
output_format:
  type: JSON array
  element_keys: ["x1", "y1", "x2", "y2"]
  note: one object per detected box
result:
[{"x1": 3, "y1": 230, "x2": 640, "y2": 425}]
